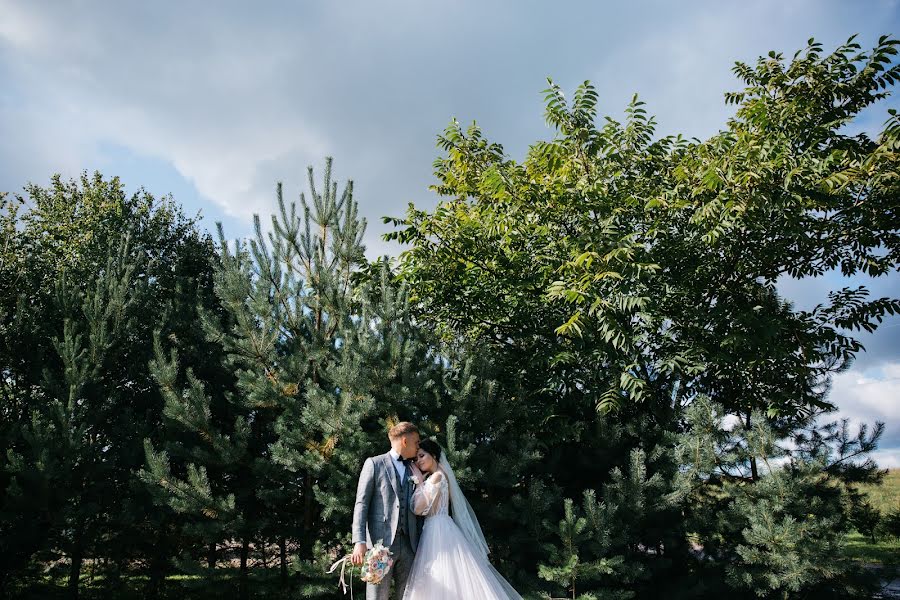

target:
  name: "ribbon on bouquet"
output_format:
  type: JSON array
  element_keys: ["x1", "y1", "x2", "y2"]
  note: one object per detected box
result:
[{"x1": 327, "y1": 554, "x2": 355, "y2": 598}]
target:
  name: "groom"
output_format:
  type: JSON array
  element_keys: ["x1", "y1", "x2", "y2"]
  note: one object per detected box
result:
[{"x1": 351, "y1": 421, "x2": 421, "y2": 599}]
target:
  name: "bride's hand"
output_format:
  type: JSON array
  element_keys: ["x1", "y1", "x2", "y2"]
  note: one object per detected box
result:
[{"x1": 409, "y1": 462, "x2": 424, "y2": 484}]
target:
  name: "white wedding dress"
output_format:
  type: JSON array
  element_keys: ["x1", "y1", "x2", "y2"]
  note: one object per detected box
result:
[{"x1": 402, "y1": 457, "x2": 522, "y2": 600}]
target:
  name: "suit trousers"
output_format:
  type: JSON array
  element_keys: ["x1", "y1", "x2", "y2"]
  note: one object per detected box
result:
[{"x1": 366, "y1": 530, "x2": 415, "y2": 600}]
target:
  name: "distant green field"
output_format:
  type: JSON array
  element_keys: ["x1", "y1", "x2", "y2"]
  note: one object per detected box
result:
[
  {"x1": 858, "y1": 468, "x2": 900, "y2": 514},
  {"x1": 846, "y1": 468, "x2": 900, "y2": 567}
]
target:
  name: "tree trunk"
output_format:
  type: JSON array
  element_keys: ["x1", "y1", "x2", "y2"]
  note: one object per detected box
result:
[
  {"x1": 110, "y1": 553, "x2": 126, "y2": 593},
  {"x1": 207, "y1": 541, "x2": 216, "y2": 571},
  {"x1": 746, "y1": 413, "x2": 759, "y2": 481},
  {"x1": 302, "y1": 475, "x2": 314, "y2": 558},
  {"x1": 67, "y1": 519, "x2": 85, "y2": 600},
  {"x1": 239, "y1": 538, "x2": 251, "y2": 600},
  {"x1": 145, "y1": 524, "x2": 169, "y2": 600},
  {"x1": 279, "y1": 536, "x2": 288, "y2": 587},
  {"x1": 146, "y1": 568, "x2": 162, "y2": 600}
]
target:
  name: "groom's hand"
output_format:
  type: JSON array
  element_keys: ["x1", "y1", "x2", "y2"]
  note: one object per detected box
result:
[{"x1": 351, "y1": 542, "x2": 367, "y2": 566}]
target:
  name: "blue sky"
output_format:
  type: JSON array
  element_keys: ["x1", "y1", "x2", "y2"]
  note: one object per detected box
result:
[{"x1": 1, "y1": 0, "x2": 898, "y2": 465}]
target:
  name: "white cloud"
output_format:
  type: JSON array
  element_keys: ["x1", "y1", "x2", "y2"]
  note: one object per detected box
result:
[
  {"x1": 0, "y1": 1, "x2": 46, "y2": 50},
  {"x1": 1, "y1": 2, "x2": 898, "y2": 278},
  {"x1": 826, "y1": 361, "x2": 900, "y2": 468},
  {"x1": 870, "y1": 449, "x2": 900, "y2": 470},
  {"x1": 831, "y1": 364, "x2": 900, "y2": 423},
  {"x1": 0, "y1": 1, "x2": 330, "y2": 220},
  {"x1": 4, "y1": 0, "x2": 897, "y2": 223}
]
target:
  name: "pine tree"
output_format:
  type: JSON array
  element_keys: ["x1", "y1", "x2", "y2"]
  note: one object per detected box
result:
[
  {"x1": 538, "y1": 497, "x2": 630, "y2": 600},
  {"x1": 879, "y1": 507, "x2": 900, "y2": 540},
  {"x1": 850, "y1": 500, "x2": 882, "y2": 544},
  {"x1": 4, "y1": 236, "x2": 142, "y2": 599},
  {"x1": 673, "y1": 396, "x2": 882, "y2": 599},
  {"x1": 141, "y1": 158, "x2": 454, "y2": 597},
  {"x1": 538, "y1": 446, "x2": 686, "y2": 600}
]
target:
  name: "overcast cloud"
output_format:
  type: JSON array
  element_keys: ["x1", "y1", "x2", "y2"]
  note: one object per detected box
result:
[{"x1": 1, "y1": 0, "x2": 898, "y2": 464}]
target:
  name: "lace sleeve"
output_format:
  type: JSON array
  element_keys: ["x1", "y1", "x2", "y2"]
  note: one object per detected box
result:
[{"x1": 412, "y1": 472, "x2": 444, "y2": 516}]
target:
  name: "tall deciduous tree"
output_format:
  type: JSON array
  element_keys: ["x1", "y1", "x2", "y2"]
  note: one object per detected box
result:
[{"x1": 387, "y1": 36, "x2": 899, "y2": 597}]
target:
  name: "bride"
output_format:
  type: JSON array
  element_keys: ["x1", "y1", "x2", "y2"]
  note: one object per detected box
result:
[{"x1": 403, "y1": 439, "x2": 522, "y2": 600}]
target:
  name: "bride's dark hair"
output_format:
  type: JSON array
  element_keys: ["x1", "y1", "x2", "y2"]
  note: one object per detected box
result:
[{"x1": 418, "y1": 438, "x2": 442, "y2": 463}]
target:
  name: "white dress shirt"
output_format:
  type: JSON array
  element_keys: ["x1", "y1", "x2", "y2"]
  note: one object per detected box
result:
[{"x1": 389, "y1": 449, "x2": 407, "y2": 481}]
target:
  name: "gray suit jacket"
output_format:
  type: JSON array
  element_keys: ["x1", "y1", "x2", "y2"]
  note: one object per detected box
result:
[{"x1": 352, "y1": 452, "x2": 419, "y2": 553}]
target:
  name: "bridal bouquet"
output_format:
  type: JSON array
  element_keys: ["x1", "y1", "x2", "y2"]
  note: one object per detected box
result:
[
  {"x1": 328, "y1": 540, "x2": 394, "y2": 597},
  {"x1": 360, "y1": 541, "x2": 393, "y2": 583}
]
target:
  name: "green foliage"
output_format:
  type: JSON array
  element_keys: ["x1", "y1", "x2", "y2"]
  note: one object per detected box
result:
[
  {"x1": 673, "y1": 396, "x2": 881, "y2": 598},
  {"x1": 390, "y1": 36, "x2": 900, "y2": 420},
  {"x1": 388, "y1": 35, "x2": 899, "y2": 598},
  {"x1": 850, "y1": 500, "x2": 882, "y2": 544},
  {"x1": 849, "y1": 470, "x2": 900, "y2": 562},
  {"x1": 0, "y1": 172, "x2": 218, "y2": 597},
  {"x1": 880, "y1": 508, "x2": 900, "y2": 540},
  {"x1": 855, "y1": 468, "x2": 900, "y2": 514},
  {"x1": 139, "y1": 158, "x2": 482, "y2": 599},
  {"x1": 140, "y1": 160, "x2": 374, "y2": 598},
  {"x1": 538, "y1": 497, "x2": 631, "y2": 600},
  {"x1": 539, "y1": 449, "x2": 675, "y2": 600}
]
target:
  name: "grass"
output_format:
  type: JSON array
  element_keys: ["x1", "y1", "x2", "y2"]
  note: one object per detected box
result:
[
  {"x1": 844, "y1": 531, "x2": 899, "y2": 566},
  {"x1": 10, "y1": 569, "x2": 326, "y2": 600},
  {"x1": 11, "y1": 570, "x2": 543, "y2": 600},
  {"x1": 843, "y1": 468, "x2": 900, "y2": 570}
]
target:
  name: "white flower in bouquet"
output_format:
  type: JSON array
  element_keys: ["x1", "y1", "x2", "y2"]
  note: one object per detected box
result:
[{"x1": 360, "y1": 541, "x2": 394, "y2": 584}]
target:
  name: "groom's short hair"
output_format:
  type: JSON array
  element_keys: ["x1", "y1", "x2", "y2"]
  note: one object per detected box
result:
[{"x1": 388, "y1": 421, "x2": 419, "y2": 440}]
